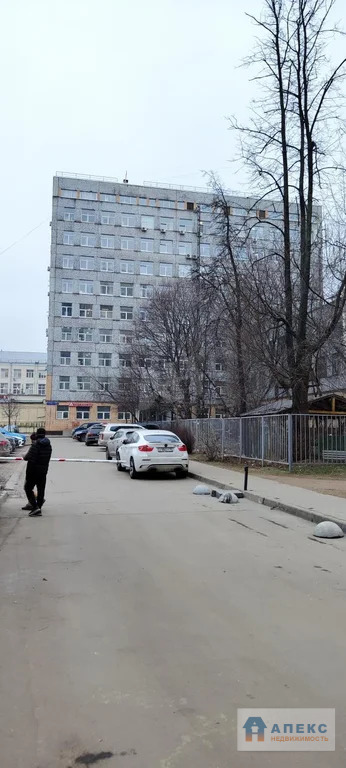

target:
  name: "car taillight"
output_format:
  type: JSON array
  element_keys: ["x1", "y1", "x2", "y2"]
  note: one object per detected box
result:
[
  {"x1": 0, "y1": 440, "x2": 7, "y2": 446},
  {"x1": 100, "y1": 433, "x2": 104, "y2": 438},
  {"x1": 178, "y1": 444, "x2": 187, "y2": 452},
  {"x1": 138, "y1": 444, "x2": 154, "y2": 452}
]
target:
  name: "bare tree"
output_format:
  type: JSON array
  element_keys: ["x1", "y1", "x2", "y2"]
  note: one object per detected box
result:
[
  {"x1": 0, "y1": 397, "x2": 21, "y2": 428},
  {"x1": 229, "y1": 0, "x2": 346, "y2": 412}
]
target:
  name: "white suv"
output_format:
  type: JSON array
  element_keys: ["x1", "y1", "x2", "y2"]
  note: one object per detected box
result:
[{"x1": 98, "y1": 423, "x2": 144, "y2": 448}]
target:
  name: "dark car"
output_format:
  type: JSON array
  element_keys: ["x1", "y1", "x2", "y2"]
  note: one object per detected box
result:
[
  {"x1": 71, "y1": 422, "x2": 96, "y2": 437},
  {"x1": 85, "y1": 424, "x2": 104, "y2": 446},
  {"x1": 73, "y1": 423, "x2": 101, "y2": 442}
]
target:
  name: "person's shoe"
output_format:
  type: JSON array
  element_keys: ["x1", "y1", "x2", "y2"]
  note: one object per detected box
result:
[
  {"x1": 22, "y1": 503, "x2": 34, "y2": 511},
  {"x1": 28, "y1": 508, "x2": 42, "y2": 517}
]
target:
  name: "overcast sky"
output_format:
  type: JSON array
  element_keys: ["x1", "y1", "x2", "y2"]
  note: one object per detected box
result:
[{"x1": 0, "y1": 0, "x2": 344, "y2": 353}]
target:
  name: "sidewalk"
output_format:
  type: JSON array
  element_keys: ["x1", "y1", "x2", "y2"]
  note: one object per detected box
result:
[{"x1": 189, "y1": 459, "x2": 346, "y2": 531}]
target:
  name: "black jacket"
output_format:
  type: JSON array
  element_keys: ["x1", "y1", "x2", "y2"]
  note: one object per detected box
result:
[{"x1": 24, "y1": 437, "x2": 52, "y2": 472}]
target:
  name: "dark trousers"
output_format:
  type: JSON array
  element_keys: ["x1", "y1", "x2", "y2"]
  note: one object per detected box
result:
[{"x1": 24, "y1": 469, "x2": 47, "y2": 508}]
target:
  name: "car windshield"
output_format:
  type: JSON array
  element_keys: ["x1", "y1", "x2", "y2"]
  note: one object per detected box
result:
[{"x1": 145, "y1": 434, "x2": 180, "y2": 444}]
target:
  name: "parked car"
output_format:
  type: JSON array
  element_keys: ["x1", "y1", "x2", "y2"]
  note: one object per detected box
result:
[
  {"x1": 73, "y1": 423, "x2": 103, "y2": 442},
  {"x1": 117, "y1": 430, "x2": 189, "y2": 479},
  {"x1": 0, "y1": 436, "x2": 12, "y2": 457},
  {"x1": 98, "y1": 423, "x2": 144, "y2": 448},
  {"x1": 106, "y1": 428, "x2": 146, "y2": 460},
  {"x1": 85, "y1": 424, "x2": 104, "y2": 446},
  {"x1": 71, "y1": 422, "x2": 96, "y2": 437},
  {"x1": 0, "y1": 428, "x2": 26, "y2": 445}
]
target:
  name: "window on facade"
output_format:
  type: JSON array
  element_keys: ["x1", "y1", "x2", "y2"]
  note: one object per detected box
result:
[
  {"x1": 77, "y1": 376, "x2": 91, "y2": 391},
  {"x1": 97, "y1": 406, "x2": 110, "y2": 419},
  {"x1": 331, "y1": 353, "x2": 340, "y2": 376},
  {"x1": 78, "y1": 351, "x2": 92, "y2": 366},
  {"x1": 57, "y1": 405, "x2": 69, "y2": 419},
  {"x1": 64, "y1": 210, "x2": 75, "y2": 222},
  {"x1": 81, "y1": 210, "x2": 96, "y2": 223},
  {"x1": 160, "y1": 217, "x2": 174, "y2": 231},
  {"x1": 118, "y1": 411, "x2": 132, "y2": 420},
  {"x1": 38, "y1": 384, "x2": 46, "y2": 395},
  {"x1": 81, "y1": 233, "x2": 96, "y2": 247},
  {"x1": 159, "y1": 263, "x2": 173, "y2": 277},
  {"x1": 159, "y1": 199, "x2": 176, "y2": 209},
  {"x1": 79, "y1": 257, "x2": 94, "y2": 271},
  {"x1": 63, "y1": 255, "x2": 74, "y2": 269},
  {"x1": 140, "y1": 284, "x2": 153, "y2": 298},
  {"x1": 60, "y1": 352, "x2": 71, "y2": 365},
  {"x1": 78, "y1": 327, "x2": 93, "y2": 342},
  {"x1": 120, "y1": 195, "x2": 136, "y2": 205},
  {"x1": 119, "y1": 356, "x2": 131, "y2": 368},
  {"x1": 63, "y1": 232, "x2": 73, "y2": 245},
  {"x1": 59, "y1": 375, "x2": 70, "y2": 390},
  {"x1": 100, "y1": 281, "x2": 113, "y2": 295},
  {"x1": 178, "y1": 264, "x2": 192, "y2": 277},
  {"x1": 120, "y1": 259, "x2": 134, "y2": 274},
  {"x1": 100, "y1": 329, "x2": 112, "y2": 343},
  {"x1": 79, "y1": 303, "x2": 93, "y2": 318},
  {"x1": 98, "y1": 353, "x2": 112, "y2": 367},
  {"x1": 100, "y1": 305, "x2": 113, "y2": 319},
  {"x1": 62, "y1": 279, "x2": 73, "y2": 293},
  {"x1": 120, "y1": 283, "x2": 134, "y2": 297},
  {"x1": 101, "y1": 211, "x2": 116, "y2": 225},
  {"x1": 13, "y1": 369, "x2": 21, "y2": 380},
  {"x1": 139, "y1": 307, "x2": 148, "y2": 321},
  {"x1": 80, "y1": 191, "x2": 97, "y2": 200},
  {"x1": 100, "y1": 193, "x2": 115, "y2": 203},
  {"x1": 97, "y1": 378, "x2": 109, "y2": 391},
  {"x1": 62, "y1": 327, "x2": 72, "y2": 341},
  {"x1": 257, "y1": 209, "x2": 267, "y2": 220},
  {"x1": 215, "y1": 361, "x2": 224, "y2": 371},
  {"x1": 178, "y1": 218, "x2": 193, "y2": 232},
  {"x1": 141, "y1": 215, "x2": 155, "y2": 230},
  {"x1": 159, "y1": 240, "x2": 173, "y2": 254},
  {"x1": 140, "y1": 238, "x2": 154, "y2": 253},
  {"x1": 178, "y1": 242, "x2": 190, "y2": 255},
  {"x1": 39, "y1": 371, "x2": 46, "y2": 379},
  {"x1": 60, "y1": 189, "x2": 77, "y2": 199},
  {"x1": 121, "y1": 214, "x2": 135, "y2": 227},
  {"x1": 0, "y1": 383, "x2": 9, "y2": 394},
  {"x1": 100, "y1": 259, "x2": 114, "y2": 272},
  {"x1": 26, "y1": 369, "x2": 34, "y2": 378},
  {"x1": 186, "y1": 201, "x2": 195, "y2": 211},
  {"x1": 121, "y1": 236, "x2": 134, "y2": 250},
  {"x1": 101, "y1": 235, "x2": 114, "y2": 249},
  {"x1": 120, "y1": 331, "x2": 133, "y2": 344},
  {"x1": 76, "y1": 407, "x2": 90, "y2": 419},
  {"x1": 13, "y1": 383, "x2": 21, "y2": 394},
  {"x1": 0, "y1": 368, "x2": 9, "y2": 378},
  {"x1": 61, "y1": 302, "x2": 72, "y2": 317},
  {"x1": 79, "y1": 280, "x2": 93, "y2": 294},
  {"x1": 200, "y1": 243, "x2": 210, "y2": 257},
  {"x1": 140, "y1": 261, "x2": 153, "y2": 275},
  {"x1": 120, "y1": 306, "x2": 133, "y2": 320}
]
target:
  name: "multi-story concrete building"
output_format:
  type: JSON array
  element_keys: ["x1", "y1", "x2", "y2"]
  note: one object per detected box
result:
[
  {"x1": 46, "y1": 173, "x2": 322, "y2": 430},
  {"x1": 0, "y1": 351, "x2": 46, "y2": 396}
]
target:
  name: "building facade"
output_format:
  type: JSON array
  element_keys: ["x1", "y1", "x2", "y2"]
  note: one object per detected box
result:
[
  {"x1": 0, "y1": 351, "x2": 46, "y2": 429},
  {"x1": 47, "y1": 174, "x2": 322, "y2": 430}
]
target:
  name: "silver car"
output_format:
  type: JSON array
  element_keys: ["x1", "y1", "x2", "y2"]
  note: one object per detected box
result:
[
  {"x1": 0, "y1": 436, "x2": 12, "y2": 457},
  {"x1": 106, "y1": 428, "x2": 144, "y2": 460}
]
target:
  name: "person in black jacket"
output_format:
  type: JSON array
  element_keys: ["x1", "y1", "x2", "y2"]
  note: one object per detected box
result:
[{"x1": 22, "y1": 428, "x2": 52, "y2": 516}]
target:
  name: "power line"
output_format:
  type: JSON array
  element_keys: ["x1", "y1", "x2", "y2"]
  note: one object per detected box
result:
[{"x1": 0, "y1": 219, "x2": 49, "y2": 257}]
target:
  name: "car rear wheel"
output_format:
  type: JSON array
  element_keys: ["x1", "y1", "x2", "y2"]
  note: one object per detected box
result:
[
  {"x1": 129, "y1": 457, "x2": 138, "y2": 479},
  {"x1": 176, "y1": 469, "x2": 188, "y2": 479},
  {"x1": 116, "y1": 451, "x2": 124, "y2": 471}
]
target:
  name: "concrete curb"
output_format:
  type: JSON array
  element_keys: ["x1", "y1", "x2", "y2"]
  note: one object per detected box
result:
[{"x1": 189, "y1": 469, "x2": 346, "y2": 532}]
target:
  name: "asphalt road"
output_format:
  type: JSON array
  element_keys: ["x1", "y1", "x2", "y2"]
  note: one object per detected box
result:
[{"x1": 1, "y1": 438, "x2": 346, "y2": 768}]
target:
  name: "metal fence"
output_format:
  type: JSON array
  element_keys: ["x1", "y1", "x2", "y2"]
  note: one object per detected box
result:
[{"x1": 170, "y1": 413, "x2": 346, "y2": 468}]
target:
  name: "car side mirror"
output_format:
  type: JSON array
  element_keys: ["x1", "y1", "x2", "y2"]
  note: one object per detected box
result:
[{"x1": 122, "y1": 439, "x2": 129, "y2": 444}]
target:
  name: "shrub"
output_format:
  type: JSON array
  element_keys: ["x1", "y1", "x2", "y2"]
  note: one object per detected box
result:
[{"x1": 201, "y1": 430, "x2": 221, "y2": 461}]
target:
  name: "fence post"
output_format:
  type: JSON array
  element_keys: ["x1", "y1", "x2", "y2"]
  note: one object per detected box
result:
[
  {"x1": 261, "y1": 416, "x2": 265, "y2": 466},
  {"x1": 239, "y1": 418, "x2": 242, "y2": 459},
  {"x1": 288, "y1": 414, "x2": 293, "y2": 472},
  {"x1": 221, "y1": 418, "x2": 225, "y2": 460}
]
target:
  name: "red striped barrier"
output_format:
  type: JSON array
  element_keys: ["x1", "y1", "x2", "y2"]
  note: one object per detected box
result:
[{"x1": 0, "y1": 457, "x2": 117, "y2": 463}]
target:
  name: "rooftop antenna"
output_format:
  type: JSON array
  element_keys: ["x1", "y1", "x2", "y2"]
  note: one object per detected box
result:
[{"x1": 123, "y1": 171, "x2": 129, "y2": 184}]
